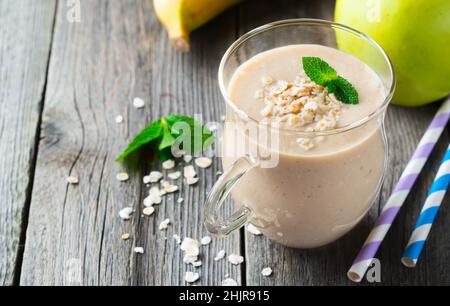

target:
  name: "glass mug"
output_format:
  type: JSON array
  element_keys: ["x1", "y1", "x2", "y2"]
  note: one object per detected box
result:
[{"x1": 204, "y1": 19, "x2": 395, "y2": 248}]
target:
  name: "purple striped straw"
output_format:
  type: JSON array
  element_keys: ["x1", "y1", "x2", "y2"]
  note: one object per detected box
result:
[{"x1": 348, "y1": 96, "x2": 450, "y2": 282}]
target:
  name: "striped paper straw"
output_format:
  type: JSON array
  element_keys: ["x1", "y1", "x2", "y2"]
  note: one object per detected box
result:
[
  {"x1": 401, "y1": 146, "x2": 450, "y2": 267},
  {"x1": 347, "y1": 96, "x2": 450, "y2": 282}
]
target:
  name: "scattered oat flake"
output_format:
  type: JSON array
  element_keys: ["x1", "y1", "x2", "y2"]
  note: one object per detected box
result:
[
  {"x1": 133, "y1": 97, "x2": 145, "y2": 109},
  {"x1": 246, "y1": 224, "x2": 262, "y2": 236},
  {"x1": 214, "y1": 250, "x2": 226, "y2": 261},
  {"x1": 134, "y1": 247, "x2": 144, "y2": 254},
  {"x1": 185, "y1": 271, "x2": 199, "y2": 283},
  {"x1": 184, "y1": 165, "x2": 196, "y2": 178},
  {"x1": 228, "y1": 254, "x2": 244, "y2": 265},
  {"x1": 222, "y1": 278, "x2": 238, "y2": 286},
  {"x1": 159, "y1": 218, "x2": 170, "y2": 230},
  {"x1": 164, "y1": 184, "x2": 178, "y2": 193},
  {"x1": 121, "y1": 233, "x2": 130, "y2": 241},
  {"x1": 181, "y1": 238, "x2": 201, "y2": 255},
  {"x1": 186, "y1": 177, "x2": 199, "y2": 185},
  {"x1": 144, "y1": 188, "x2": 162, "y2": 206},
  {"x1": 192, "y1": 261, "x2": 202, "y2": 267},
  {"x1": 115, "y1": 115, "x2": 123, "y2": 123},
  {"x1": 183, "y1": 155, "x2": 193, "y2": 163},
  {"x1": 149, "y1": 185, "x2": 161, "y2": 194},
  {"x1": 181, "y1": 238, "x2": 200, "y2": 263},
  {"x1": 183, "y1": 254, "x2": 198, "y2": 264},
  {"x1": 201, "y1": 236, "x2": 212, "y2": 246},
  {"x1": 143, "y1": 175, "x2": 151, "y2": 184},
  {"x1": 177, "y1": 197, "x2": 184, "y2": 204},
  {"x1": 173, "y1": 234, "x2": 181, "y2": 244},
  {"x1": 116, "y1": 172, "x2": 129, "y2": 182},
  {"x1": 168, "y1": 171, "x2": 181, "y2": 180},
  {"x1": 66, "y1": 176, "x2": 79, "y2": 185},
  {"x1": 149, "y1": 171, "x2": 163, "y2": 183},
  {"x1": 144, "y1": 194, "x2": 162, "y2": 207},
  {"x1": 261, "y1": 267, "x2": 273, "y2": 277},
  {"x1": 143, "y1": 207, "x2": 155, "y2": 216},
  {"x1": 181, "y1": 238, "x2": 201, "y2": 249},
  {"x1": 162, "y1": 159, "x2": 175, "y2": 170},
  {"x1": 119, "y1": 207, "x2": 134, "y2": 220},
  {"x1": 195, "y1": 157, "x2": 212, "y2": 169}
]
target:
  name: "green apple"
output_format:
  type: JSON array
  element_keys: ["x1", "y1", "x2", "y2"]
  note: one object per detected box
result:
[{"x1": 335, "y1": 0, "x2": 450, "y2": 107}]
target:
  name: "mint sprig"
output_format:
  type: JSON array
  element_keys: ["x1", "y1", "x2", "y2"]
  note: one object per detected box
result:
[
  {"x1": 302, "y1": 57, "x2": 359, "y2": 105},
  {"x1": 327, "y1": 76, "x2": 359, "y2": 105},
  {"x1": 116, "y1": 115, "x2": 214, "y2": 162}
]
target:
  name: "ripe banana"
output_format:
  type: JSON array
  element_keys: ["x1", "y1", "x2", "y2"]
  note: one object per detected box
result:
[{"x1": 153, "y1": 0, "x2": 241, "y2": 52}]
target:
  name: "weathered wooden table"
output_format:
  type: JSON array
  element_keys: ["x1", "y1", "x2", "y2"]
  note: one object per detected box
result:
[{"x1": 1, "y1": 0, "x2": 449, "y2": 286}]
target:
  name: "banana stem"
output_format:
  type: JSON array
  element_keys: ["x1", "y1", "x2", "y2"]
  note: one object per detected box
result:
[{"x1": 171, "y1": 36, "x2": 190, "y2": 52}]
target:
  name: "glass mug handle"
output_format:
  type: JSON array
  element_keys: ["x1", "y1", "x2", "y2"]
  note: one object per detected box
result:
[{"x1": 203, "y1": 155, "x2": 260, "y2": 236}]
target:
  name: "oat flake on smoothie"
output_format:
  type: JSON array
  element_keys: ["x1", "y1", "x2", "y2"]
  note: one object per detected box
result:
[{"x1": 255, "y1": 56, "x2": 360, "y2": 150}]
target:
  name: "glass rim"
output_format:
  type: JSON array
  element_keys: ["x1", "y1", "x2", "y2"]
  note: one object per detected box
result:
[{"x1": 218, "y1": 18, "x2": 396, "y2": 137}]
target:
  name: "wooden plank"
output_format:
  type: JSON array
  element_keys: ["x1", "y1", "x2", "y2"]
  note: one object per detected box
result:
[
  {"x1": 20, "y1": 0, "x2": 241, "y2": 285},
  {"x1": 0, "y1": 0, "x2": 56, "y2": 286},
  {"x1": 241, "y1": 0, "x2": 450, "y2": 285}
]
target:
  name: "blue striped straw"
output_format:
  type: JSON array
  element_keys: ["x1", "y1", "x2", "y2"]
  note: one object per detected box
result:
[
  {"x1": 401, "y1": 145, "x2": 450, "y2": 267},
  {"x1": 348, "y1": 97, "x2": 450, "y2": 282}
]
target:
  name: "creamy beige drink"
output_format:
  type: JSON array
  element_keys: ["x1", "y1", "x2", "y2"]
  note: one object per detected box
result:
[{"x1": 223, "y1": 44, "x2": 387, "y2": 248}]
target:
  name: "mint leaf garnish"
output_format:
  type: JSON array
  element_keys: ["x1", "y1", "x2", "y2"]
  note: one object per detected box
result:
[
  {"x1": 164, "y1": 115, "x2": 215, "y2": 152},
  {"x1": 327, "y1": 76, "x2": 359, "y2": 105},
  {"x1": 116, "y1": 119, "x2": 162, "y2": 161},
  {"x1": 116, "y1": 115, "x2": 214, "y2": 162},
  {"x1": 302, "y1": 57, "x2": 337, "y2": 86},
  {"x1": 158, "y1": 119, "x2": 176, "y2": 151},
  {"x1": 302, "y1": 57, "x2": 359, "y2": 104}
]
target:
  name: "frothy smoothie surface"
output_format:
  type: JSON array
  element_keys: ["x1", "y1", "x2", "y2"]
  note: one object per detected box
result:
[{"x1": 228, "y1": 44, "x2": 386, "y2": 130}]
